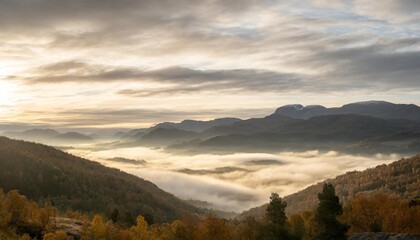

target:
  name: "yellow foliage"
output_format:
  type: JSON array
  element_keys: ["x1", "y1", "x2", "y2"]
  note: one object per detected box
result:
[
  {"x1": 130, "y1": 216, "x2": 155, "y2": 240},
  {"x1": 342, "y1": 192, "x2": 420, "y2": 234},
  {"x1": 43, "y1": 230, "x2": 71, "y2": 240}
]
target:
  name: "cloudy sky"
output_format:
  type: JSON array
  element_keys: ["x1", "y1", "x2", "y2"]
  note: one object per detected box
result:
[{"x1": 1, "y1": 0, "x2": 420, "y2": 131}]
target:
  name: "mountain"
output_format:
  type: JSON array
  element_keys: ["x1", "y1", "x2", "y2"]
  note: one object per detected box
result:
[
  {"x1": 202, "y1": 114, "x2": 300, "y2": 137},
  {"x1": 273, "y1": 101, "x2": 420, "y2": 121},
  {"x1": 239, "y1": 155, "x2": 420, "y2": 219},
  {"x1": 118, "y1": 118, "x2": 241, "y2": 140},
  {"x1": 2, "y1": 129, "x2": 61, "y2": 142},
  {"x1": 152, "y1": 118, "x2": 241, "y2": 132},
  {"x1": 169, "y1": 114, "x2": 420, "y2": 155},
  {"x1": 139, "y1": 128, "x2": 199, "y2": 146},
  {"x1": 0, "y1": 137, "x2": 200, "y2": 222},
  {"x1": 53, "y1": 132, "x2": 93, "y2": 142},
  {"x1": 1, "y1": 129, "x2": 94, "y2": 145}
]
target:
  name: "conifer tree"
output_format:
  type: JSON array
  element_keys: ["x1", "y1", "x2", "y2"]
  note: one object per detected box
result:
[{"x1": 315, "y1": 183, "x2": 348, "y2": 240}]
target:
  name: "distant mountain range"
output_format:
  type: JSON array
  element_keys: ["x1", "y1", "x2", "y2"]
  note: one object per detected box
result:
[
  {"x1": 3, "y1": 101, "x2": 420, "y2": 155},
  {"x1": 273, "y1": 101, "x2": 420, "y2": 121},
  {"x1": 116, "y1": 117, "x2": 240, "y2": 140},
  {"x1": 1, "y1": 129, "x2": 94, "y2": 144},
  {"x1": 0, "y1": 137, "x2": 200, "y2": 222},
  {"x1": 239, "y1": 154, "x2": 420, "y2": 218},
  {"x1": 116, "y1": 101, "x2": 420, "y2": 155}
]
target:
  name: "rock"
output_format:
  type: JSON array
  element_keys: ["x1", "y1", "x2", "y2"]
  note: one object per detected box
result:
[
  {"x1": 54, "y1": 217, "x2": 84, "y2": 239},
  {"x1": 348, "y1": 232, "x2": 419, "y2": 240}
]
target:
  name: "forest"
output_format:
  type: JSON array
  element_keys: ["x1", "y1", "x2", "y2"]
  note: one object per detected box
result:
[
  {"x1": 0, "y1": 184, "x2": 418, "y2": 240},
  {"x1": 0, "y1": 137, "x2": 200, "y2": 223}
]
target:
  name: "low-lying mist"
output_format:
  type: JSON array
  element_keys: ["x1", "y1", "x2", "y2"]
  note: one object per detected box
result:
[{"x1": 69, "y1": 147, "x2": 400, "y2": 212}]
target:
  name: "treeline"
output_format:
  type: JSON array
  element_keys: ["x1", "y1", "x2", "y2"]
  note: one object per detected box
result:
[
  {"x1": 282, "y1": 155, "x2": 419, "y2": 215},
  {"x1": 1, "y1": 185, "x2": 418, "y2": 240},
  {"x1": 0, "y1": 137, "x2": 200, "y2": 223}
]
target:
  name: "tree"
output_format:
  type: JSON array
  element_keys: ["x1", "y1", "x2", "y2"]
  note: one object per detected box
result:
[
  {"x1": 130, "y1": 216, "x2": 154, "y2": 240},
  {"x1": 341, "y1": 192, "x2": 420, "y2": 234},
  {"x1": 89, "y1": 215, "x2": 107, "y2": 239},
  {"x1": 315, "y1": 183, "x2": 348, "y2": 240},
  {"x1": 235, "y1": 216, "x2": 260, "y2": 240},
  {"x1": 288, "y1": 214, "x2": 305, "y2": 239},
  {"x1": 198, "y1": 215, "x2": 233, "y2": 240},
  {"x1": 266, "y1": 193, "x2": 287, "y2": 226},
  {"x1": 43, "y1": 231, "x2": 71, "y2": 240},
  {"x1": 261, "y1": 192, "x2": 290, "y2": 239}
]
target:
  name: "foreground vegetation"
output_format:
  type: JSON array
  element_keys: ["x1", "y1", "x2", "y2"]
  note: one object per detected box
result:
[{"x1": 1, "y1": 184, "x2": 418, "y2": 240}]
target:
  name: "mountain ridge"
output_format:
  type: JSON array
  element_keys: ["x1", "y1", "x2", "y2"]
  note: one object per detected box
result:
[
  {"x1": 0, "y1": 137, "x2": 200, "y2": 222},
  {"x1": 273, "y1": 101, "x2": 420, "y2": 121},
  {"x1": 238, "y1": 155, "x2": 419, "y2": 219}
]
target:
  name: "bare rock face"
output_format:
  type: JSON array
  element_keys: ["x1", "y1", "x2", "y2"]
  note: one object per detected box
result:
[
  {"x1": 54, "y1": 217, "x2": 83, "y2": 238},
  {"x1": 348, "y1": 232, "x2": 419, "y2": 240}
]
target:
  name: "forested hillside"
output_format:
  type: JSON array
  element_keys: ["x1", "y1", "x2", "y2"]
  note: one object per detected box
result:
[
  {"x1": 0, "y1": 137, "x2": 200, "y2": 223},
  {"x1": 240, "y1": 155, "x2": 419, "y2": 218}
]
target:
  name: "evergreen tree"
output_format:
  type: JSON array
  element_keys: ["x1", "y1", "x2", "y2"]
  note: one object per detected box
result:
[
  {"x1": 315, "y1": 183, "x2": 348, "y2": 240},
  {"x1": 261, "y1": 192, "x2": 291, "y2": 239}
]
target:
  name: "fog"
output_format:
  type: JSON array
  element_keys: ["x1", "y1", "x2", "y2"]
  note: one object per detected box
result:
[{"x1": 69, "y1": 147, "x2": 400, "y2": 212}]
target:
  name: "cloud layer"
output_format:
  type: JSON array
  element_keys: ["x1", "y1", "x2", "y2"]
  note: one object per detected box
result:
[
  {"x1": 1, "y1": 0, "x2": 420, "y2": 129},
  {"x1": 71, "y1": 147, "x2": 401, "y2": 212}
]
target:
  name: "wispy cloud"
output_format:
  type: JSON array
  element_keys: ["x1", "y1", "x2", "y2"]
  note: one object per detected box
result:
[{"x1": 1, "y1": 0, "x2": 420, "y2": 129}]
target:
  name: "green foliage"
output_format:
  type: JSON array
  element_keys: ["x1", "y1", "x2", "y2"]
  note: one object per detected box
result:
[
  {"x1": 266, "y1": 193, "x2": 287, "y2": 226},
  {"x1": 315, "y1": 183, "x2": 348, "y2": 240},
  {"x1": 261, "y1": 193, "x2": 293, "y2": 239}
]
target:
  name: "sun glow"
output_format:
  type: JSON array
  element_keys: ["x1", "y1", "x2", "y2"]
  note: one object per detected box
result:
[{"x1": 0, "y1": 80, "x2": 18, "y2": 111}]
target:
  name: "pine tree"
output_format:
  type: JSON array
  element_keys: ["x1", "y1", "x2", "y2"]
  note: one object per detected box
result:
[
  {"x1": 267, "y1": 192, "x2": 287, "y2": 226},
  {"x1": 315, "y1": 183, "x2": 348, "y2": 240},
  {"x1": 261, "y1": 192, "x2": 291, "y2": 239}
]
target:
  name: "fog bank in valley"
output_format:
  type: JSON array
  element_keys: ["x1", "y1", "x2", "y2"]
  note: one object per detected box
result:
[{"x1": 70, "y1": 147, "x2": 400, "y2": 212}]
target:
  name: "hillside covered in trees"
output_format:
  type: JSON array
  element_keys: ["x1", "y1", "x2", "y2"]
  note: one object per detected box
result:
[
  {"x1": 0, "y1": 137, "x2": 200, "y2": 223},
  {"x1": 240, "y1": 155, "x2": 419, "y2": 218},
  {"x1": 1, "y1": 184, "x2": 418, "y2": 239}
]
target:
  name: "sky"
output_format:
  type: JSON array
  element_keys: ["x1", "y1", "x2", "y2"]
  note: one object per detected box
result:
[{"x1": 1, "y1": 0, "x2": 420, "y2": 131}]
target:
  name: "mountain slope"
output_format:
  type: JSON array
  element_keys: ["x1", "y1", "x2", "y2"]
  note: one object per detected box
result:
[
  {"x1": 139, "y1": 128, "x2": 199, "y2": 146},
  {"x1": 239, "y1": 155, "x2": 419, "y2": 218},
  {"x1": 202, "y1": 114, "x2": 300, "y2": 137},
  {"x1": 0, "y1": 137, "x2": 200, "y2": 222},
  {"x1": 2, "y1": 129, "x2": 61, "y2": 142},
  {"x1": 169, "y1": 115, "x2": 420, "y2": 154},
  {"x1": 1, "y1": 129, "x2": 94, "y2": 144},
  {"x1": 152, "y1": 118, "x2": 241, "y2": 133},
  {"x1": 273, "y1": 101, "x2": 420, "y2": 121},
  {"x1": 119, "y1": 117, "x2": 241, "y2": 140}
]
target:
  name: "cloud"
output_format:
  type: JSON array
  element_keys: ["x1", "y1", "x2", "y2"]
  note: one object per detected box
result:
[
  {"x1": 1, "y1": 0, "x2": 420, "y2": 130},
  {"x1": 178, "y1": 167, "x2": 251, "y2": 175},
  {"x1": 77, "y1": 147, "x2": 401, "y2": 212},
  {"x1": 244, "y1": 159, "x2": 284, "y2": 166},
  {"x1": 353, "y1": 0, "x2": 420, "y2": 23}
]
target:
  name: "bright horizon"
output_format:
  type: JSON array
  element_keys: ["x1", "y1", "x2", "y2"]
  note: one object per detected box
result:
[{"x1": 1, "y1": 0, "x2": 420, "y2": 132}]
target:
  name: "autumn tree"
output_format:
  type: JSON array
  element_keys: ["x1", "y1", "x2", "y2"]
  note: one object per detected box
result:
[
  {"x1": 315, "y1": 183, "x2": 348, "y2": 240},
  {"x1": 341, "y1": 192, "x2": 420, "y2": 234},
  {"x1": 288, "y1": 214, "x2": 305, "y2": 239},
  {"x1": 130, "y1": 216, "x2": 155, "y2": 240},
  {"x1": 43, "y1": 230, "x2": 71, "y2": 240},
  {"x1": 300, "y1": 211, "x2": 319, "y2": 240},
  {"x1": 198, "y1": 215, "x2": 233, "y2": 240},
  {"x1": 235, "y1": 216, "x2": 260, "y2": 240}
]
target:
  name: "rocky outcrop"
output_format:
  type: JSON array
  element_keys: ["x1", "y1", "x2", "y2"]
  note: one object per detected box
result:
[
  {"x1": 54, "y1": 217, "x2": 83, "y2": 239},
  {"x1": 348, "y1": 232, "x2": 419, "y2": 240}
]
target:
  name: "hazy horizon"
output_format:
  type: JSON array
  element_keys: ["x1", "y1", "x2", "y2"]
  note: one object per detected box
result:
[{"x1": 1, "y1": 0, "x2": 420, "y2": 131}]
